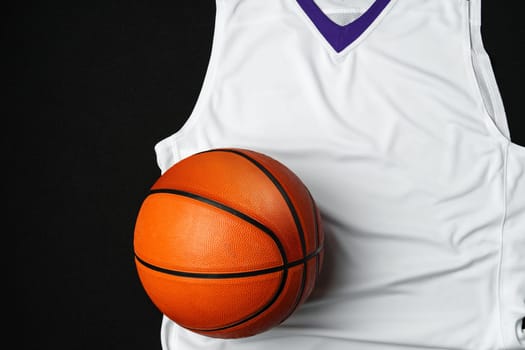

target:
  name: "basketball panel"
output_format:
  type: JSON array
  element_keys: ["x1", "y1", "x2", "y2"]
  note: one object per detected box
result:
[
  {"x1": 134, "y1": 193, "x2": 284, "y2": 273},
  {"x1": 136, "y1": 262, "x2": 284, "y2": 332},
  {"x1": 196, "y1": 264, "x2": 306, "y2": 339},
  {"x1": 238, "y1": 149, "x2": 321, "y2": 258},
  {"x1": 150, "y1": 150, "x2": 304, "y2": 261}
]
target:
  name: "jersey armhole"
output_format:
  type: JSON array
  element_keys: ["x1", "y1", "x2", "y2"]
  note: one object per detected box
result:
[
  {"x1": 463, "y1": 0, "x2": 512, "y2": 144},
  {"x1": 154, "y1": 0, "x2": 225, "y2": 173}
]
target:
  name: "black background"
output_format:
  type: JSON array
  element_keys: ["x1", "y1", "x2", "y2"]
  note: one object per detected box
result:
[{"x1": 7, "y1": 2, "x2": 523, "y2": 349}]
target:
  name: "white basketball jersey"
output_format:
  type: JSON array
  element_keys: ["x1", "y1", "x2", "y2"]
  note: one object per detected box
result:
[{"x1": 153, "y1": 0, "x2": 525, "y2": 349}]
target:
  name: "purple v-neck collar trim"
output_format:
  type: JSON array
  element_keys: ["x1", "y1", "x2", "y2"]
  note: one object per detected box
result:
[{"x1": 296, "y1": 0, "x2": 392, "y2": 53}]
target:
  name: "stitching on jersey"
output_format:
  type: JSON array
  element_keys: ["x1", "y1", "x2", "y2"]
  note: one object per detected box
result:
[{"x1": 496, "y1": 141, "x2": 510, "y2": 347}]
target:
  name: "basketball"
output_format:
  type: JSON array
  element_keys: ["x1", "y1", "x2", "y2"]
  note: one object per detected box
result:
[{"x1": 133, "y1": 148, "x2": 325, "y2": 339}]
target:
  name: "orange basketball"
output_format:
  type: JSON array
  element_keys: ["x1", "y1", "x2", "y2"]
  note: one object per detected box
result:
[{"x1": 133, "y1": 148, "x2": 324, "y2": 339}]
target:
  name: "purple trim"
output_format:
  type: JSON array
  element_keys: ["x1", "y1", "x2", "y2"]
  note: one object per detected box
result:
[{"x1": 296, "y1": 0, "x2": 391, "y2": 52}]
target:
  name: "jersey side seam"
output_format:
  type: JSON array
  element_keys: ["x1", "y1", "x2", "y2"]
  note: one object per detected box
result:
[{"x1": 496, "y1": 141, "x2": 510, "y2": 347}]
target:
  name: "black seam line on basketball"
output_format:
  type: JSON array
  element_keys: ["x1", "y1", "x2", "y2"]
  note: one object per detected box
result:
[
  {"x1": 134, "y1": 244, "x2": 323, "y2": 279},
  {"x1": 309, "y1": 190, "x2": 321, "y2": 280},
  {"x1": 281, "y1": 190, "x2": 322, "y2": 323},
  {"x1": 148, "y1": 188, "x2": 289, "y2": 267}
]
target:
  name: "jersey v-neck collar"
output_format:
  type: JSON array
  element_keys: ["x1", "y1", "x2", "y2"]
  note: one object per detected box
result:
[{"x1": 295, "y1": 0, "x2": 392, "y2": 53}]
